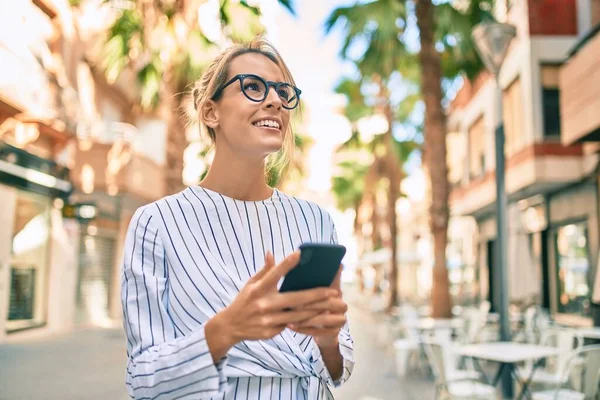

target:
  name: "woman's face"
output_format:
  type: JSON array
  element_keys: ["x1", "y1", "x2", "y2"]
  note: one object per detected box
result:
[{"x1": 208, "y1": 53, "x2": 291, "y2": 160}]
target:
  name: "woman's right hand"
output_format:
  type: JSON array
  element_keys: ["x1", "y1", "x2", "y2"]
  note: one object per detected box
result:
[{"x1": 205, "y1": 251, "x2": 338, "y2": 361}]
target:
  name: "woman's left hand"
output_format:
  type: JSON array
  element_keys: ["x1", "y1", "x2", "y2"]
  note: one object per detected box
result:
[{"x1": 288, "y1": 266, "x2": 348, "y2": 348}]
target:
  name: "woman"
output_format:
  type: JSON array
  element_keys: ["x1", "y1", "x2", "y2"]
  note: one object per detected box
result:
[{"x1": 122, "y1": 37, "x2": 354, "y2": 400}]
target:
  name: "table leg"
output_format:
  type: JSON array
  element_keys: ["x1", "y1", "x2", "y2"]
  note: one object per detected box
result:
[
  {"x1": 492, "y1": 363, "x2": 509, "y2": 387},
  {"x1": 512, "y1": 358, "x2": 544, "y2": 400}
]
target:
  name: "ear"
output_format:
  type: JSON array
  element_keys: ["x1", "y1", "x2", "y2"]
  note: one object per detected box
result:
[{"x1": 201, "y1": 100, "x2": 219, "y2": 129}]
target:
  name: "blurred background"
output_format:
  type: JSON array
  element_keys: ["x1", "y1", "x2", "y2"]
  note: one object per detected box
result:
[{"x1": 0, "y1": 0, "x2": 599, "y2": 399}]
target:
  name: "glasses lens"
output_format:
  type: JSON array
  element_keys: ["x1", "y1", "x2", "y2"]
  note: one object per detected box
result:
[
  {"x1": 241, "y1": 76, "x2": 267, "y2": 102},
  {"x1": 277, "y1": 83, "x2": 299, "y2": 109}
]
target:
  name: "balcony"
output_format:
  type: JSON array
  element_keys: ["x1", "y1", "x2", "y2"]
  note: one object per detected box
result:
[
  {"x1": 560, "y1": 25, "x2": 600, "y2": 144},
  {"x1": 71, "y1": 142, "x2": 165, "y2": 202},
  {"x1": 450, "y1": 142, "x2": 590, "y2": 216}
]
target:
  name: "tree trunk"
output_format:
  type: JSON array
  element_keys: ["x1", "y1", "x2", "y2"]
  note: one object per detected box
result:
[
  {"x1": 415, "y1": 0, "x2": 452, "y2": 318},
  {"x1": 164, "y1": 80, "x2": 187, "y2": 195},
  {"x1": 384, "y1": 131, "x2": 401, "y2": 311}
]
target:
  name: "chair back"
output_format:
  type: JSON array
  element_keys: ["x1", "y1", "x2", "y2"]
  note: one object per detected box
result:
[
  {"x1": 522, "y1": 306, "x2": 548, "y2": 343},
  {"x1": 553, "y1": 345, "x2": 600, "y2": 399},
  {"x1": 460, "y1": 308, "x2": 487, "y2": 344},
  {"x1": 541, "y1": 328, "x2": 584, "y2": 377}
]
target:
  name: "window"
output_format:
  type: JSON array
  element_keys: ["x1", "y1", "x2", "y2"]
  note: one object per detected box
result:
[
  {"x1": 542, "y1": 89, "x2": 561, "y2": 137},
  {"x1": 555, "y1": 223, "x2": 591, "y2": 318},
  {"x1": 503, "y1": 78, "x2": 524, "y2": 156},
  {"x1": 592, "y1": 0, "x2": 600, "y2": 26},
  {"x1": 7, "y1": 191, "x2": 51, "y2": 331},
  {"x1": 541, "y1": 65, "x2": 562, "y2": 138},
  {"x1": 469, "y1": 116, "x2": 486, "y2": 179}
]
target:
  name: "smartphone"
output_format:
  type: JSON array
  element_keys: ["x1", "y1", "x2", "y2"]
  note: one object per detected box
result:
[{"x1": 279, "y1": 243, "x2": 347, "y2": 292}]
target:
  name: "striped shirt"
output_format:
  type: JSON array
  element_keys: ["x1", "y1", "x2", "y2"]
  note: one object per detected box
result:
[{"x1": 121, "y1": 186, "x2": 354, "y2": 399}]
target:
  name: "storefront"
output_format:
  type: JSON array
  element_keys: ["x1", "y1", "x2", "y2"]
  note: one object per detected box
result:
[
  {"x1": 0, "y1": 141, "x2": 77, "y2": 338},
  {"x1": 547, "y1": 181, "x2": 598, "y2": 325}
]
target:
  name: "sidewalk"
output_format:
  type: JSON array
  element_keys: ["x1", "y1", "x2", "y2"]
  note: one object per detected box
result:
[
  {"x1": 0, "y1": 293, "x2": 435, "y2": 400},
  {"x1": 0, "y1": 327, "x2": 130, "y2": 400},
  {"x1": 333, "y1": 291, "x2": 435, "y2": 400}
]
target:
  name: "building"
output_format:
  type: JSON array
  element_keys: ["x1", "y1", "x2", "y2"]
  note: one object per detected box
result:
[
  {"x1": 0, "y1": 0, "x2": 168, "y2": 341},
  {"x1": 559, "y1": 12, "x2": 600, "y2": 324},
  {"x1": 447, "y1": 0, "x2": 600, "y2": 326},
  {"x1": 0, "y1": 0, "x2": 80, "y2": 341}
]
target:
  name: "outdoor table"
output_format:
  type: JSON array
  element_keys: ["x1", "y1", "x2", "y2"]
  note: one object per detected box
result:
[
  {"x1": 401, "y1": 318, "x2": 464, "y2": 332},
  {"x1": 458, "y1": 342, "x2": 562, "y2": 400}
]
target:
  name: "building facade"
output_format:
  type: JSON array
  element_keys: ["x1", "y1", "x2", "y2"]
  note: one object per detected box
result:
[
  {"x1": 447, "y1": 0, "x2": 600, "y2": 325},
  {"x1": 559, "y1": 10, "x2": 600, "y2": 324},
  {"x1": 0, "y1": 0, "x2": 168, "y2": 342}
]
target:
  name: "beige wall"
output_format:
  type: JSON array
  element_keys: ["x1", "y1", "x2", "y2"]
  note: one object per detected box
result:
[
  {"x1": 45, "y1": 208, "x2": 79, "y2": 334},
  {"x1": 560, "y1": 33, "x2": 600, "y2": 145},
  {"x1": 0, "y1": 185, "x2": 17, "y2": 342}
]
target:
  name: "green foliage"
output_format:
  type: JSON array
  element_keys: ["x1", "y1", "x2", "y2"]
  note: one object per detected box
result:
[
  {"x1": 102, "y1": 8, "x2": 143, "y2": 84},
  {"x1": 102, "y1": 0, "x2": 296, "y2": 111},
  {"x1": 332, "y1": 160, "x2": 369, "y2": 211},
  {"x1": 435, "y1": 0, "x2": 495, "y2": 80},
  {"x1": 324, "y1": 0, "x2": 409, "y2": 80}
]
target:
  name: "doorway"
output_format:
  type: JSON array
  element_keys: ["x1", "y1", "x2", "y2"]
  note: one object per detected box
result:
[{"x1": 486, "y1": 240, "x2": 496, "y2": 312}]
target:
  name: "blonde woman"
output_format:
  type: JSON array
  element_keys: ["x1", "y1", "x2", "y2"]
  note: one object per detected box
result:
[{"x1": 121, "y1": 37, "x2": 354, "y2": 399}]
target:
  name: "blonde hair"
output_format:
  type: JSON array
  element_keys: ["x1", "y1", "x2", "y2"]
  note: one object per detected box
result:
[{"x1": 190, "y1": 37, "x2": 297, "y2": 183}]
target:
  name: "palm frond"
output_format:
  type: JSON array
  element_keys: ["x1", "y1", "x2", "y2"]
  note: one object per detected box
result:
[{"x1": 277, "y1": 0, "x2": 296, "y2": 16}]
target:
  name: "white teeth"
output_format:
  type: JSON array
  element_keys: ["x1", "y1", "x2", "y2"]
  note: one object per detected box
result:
[{"x1": 254, "y1": 120, "x2": 280, "y2": 129}]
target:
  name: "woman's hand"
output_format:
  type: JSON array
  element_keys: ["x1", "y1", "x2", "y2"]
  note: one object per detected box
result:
[
  {"x1": 287, "y1": 266, "x2": 348, "y2": 348},
  {"x1": 206, "y1": 252, "x2": 339, "y2": 361}
]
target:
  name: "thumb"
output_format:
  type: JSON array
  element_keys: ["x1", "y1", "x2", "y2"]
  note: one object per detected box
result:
[{"x1": 330, "y1": 264, "x2": 343, "y2": 293}]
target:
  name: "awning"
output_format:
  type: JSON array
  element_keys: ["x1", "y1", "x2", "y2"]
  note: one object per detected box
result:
[{"x1": 0, "y1": 142, "x2": 72, "y2": 197}]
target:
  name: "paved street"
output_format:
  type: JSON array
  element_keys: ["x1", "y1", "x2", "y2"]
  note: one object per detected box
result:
[{"x1": 0, "y1": 298, "x2": 434, "y2": 400}]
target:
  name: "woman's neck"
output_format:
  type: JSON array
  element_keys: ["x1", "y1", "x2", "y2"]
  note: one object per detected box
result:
[{"x1": 199, "y1": 151, "x2": 273, "y2": 201}]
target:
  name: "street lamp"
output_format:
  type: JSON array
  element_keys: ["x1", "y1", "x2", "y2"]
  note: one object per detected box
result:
[{"x1": 472, "y1": 21, "x2": 517, "y2": 398}]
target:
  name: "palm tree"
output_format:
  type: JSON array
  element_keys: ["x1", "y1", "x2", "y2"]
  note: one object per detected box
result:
[
  {"x1": 101, "y1": 0, "x2": 296, "y2": 195},
  {"x1": 327, "y1": 0, "x2": 491, "y2": 317},
  {"x1": 331, "y1": 73, "x2": 419, "y2": 309}
]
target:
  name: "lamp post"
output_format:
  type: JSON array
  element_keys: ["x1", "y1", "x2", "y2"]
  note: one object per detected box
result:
[{"x1": 472, "y1": 21, "x2": 517, "y2": 398}]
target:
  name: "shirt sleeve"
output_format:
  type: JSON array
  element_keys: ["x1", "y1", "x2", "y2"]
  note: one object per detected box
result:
[
  {"x1": 311, "y1": 322, "x2": 355, "y2": 388},
  {"x1": 312, "y1": 215, "x2": 355, "y2": 387},
  {"x1": 122, "y1": 206, "x2": 228, "y2": 400}
]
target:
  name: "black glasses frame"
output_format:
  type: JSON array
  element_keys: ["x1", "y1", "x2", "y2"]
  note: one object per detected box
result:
[{"x1": 210, "y1": 74, "x2": 301, "y2": 110}]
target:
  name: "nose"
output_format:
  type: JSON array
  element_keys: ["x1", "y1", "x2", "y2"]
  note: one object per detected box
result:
[{"x1": 264, "y1": 85, "x2": 282, "y2": 110}]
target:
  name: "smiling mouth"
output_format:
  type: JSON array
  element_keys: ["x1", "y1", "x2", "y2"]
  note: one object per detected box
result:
[{"x1": 253, "y1": 120, "x2": 281, "y2": 130}]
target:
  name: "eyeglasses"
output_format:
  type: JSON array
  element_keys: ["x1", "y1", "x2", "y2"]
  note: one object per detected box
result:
[{"x1": 211, "y1": 74, "x2": 301, "y2": 110}]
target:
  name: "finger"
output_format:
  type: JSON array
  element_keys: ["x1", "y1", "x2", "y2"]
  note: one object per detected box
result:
[
  {"x1": 330, "y1": 264, "x2": 342, "y2": 291},
  {"x1": 299, "y1": 297, "x2": 348, "y2": 314},
  {"x1": 249, "y1": 252, "x2": 275, "y2": 283},
  {"x1": 289, "y1": 327, "x2": 341, "y2": 337},
  {"x1": 267, "y1": 309, "x2": 322, "y2": 326},
  {"x1": 293, "y1": 313, "x2": 347, "y2": 329},
  {"x1": 271, "y1": 287, "x2": 338, "y2": 310},
  {"x1": 258, "y1": 251, "x2": 300, "y2": 289}
]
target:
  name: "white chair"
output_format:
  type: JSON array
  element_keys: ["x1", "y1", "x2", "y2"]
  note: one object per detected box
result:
[
  {"x1": 519, "y1": 328, "x2": 584, "y2": 389},
  {"x1": 532, "y1": 345, "x2": 600, "y2": 400},
  {"x1": 424, "y1": 341, "x2": 496, "y2": 399},
  {"x1": 393, "y1": 306, "x2": 421, "y2": 376},
  {"x1": 515, "y1": 306, "x2": 554, "y2": 344}
]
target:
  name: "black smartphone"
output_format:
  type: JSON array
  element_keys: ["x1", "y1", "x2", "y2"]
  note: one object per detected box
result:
[{"x1": 279, "y1": 243, "x2": 347, "y2": 292}]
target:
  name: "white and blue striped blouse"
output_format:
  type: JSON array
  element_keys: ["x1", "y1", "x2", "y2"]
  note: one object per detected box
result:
[{"x1": 121, "y1": 186, "x2": 354, "y2": 400}]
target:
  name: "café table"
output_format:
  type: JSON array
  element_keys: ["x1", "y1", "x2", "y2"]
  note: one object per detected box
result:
[{"x1": 458, "y1": 342, "x2": 563, "y2": 400}]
